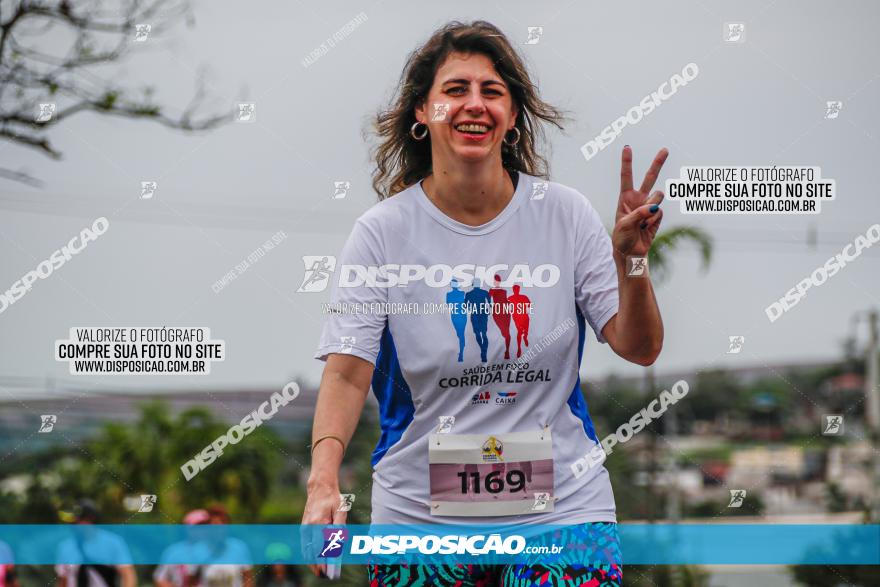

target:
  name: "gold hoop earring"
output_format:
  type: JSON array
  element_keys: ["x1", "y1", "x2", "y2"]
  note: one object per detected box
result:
[{"x1": 410, "y1": 121, "x2": 428, "y2": 140}]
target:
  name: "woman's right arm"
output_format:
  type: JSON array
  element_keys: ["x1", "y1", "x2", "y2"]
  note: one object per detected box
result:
[{"x1": 302, "y1": 352, "x2": 375, "y2": 576}]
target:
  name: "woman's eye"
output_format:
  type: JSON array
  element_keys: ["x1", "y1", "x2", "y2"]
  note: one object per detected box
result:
[{"x1": 445, "y1": 87, "x2": 502, "y2": 96}]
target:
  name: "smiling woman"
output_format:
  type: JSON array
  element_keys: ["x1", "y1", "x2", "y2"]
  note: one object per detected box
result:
[
  {"x1": 304, "y1": 19, "x2": 668, "y2": 587},
  {"x1": 370, "y1": 21, "x2": 568, "y2": 200}
]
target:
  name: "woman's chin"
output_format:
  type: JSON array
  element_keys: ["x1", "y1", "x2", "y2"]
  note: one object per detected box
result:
[{"x1": 450, "y1": 145, "x2": 495, "y2": 163}]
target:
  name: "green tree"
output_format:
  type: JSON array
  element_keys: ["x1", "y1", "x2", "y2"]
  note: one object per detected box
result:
[{"x1": 42, "y1": 400, "x2": 281, "y2": 523}]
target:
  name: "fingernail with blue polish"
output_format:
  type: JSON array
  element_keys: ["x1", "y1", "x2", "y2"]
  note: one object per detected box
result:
[
  {"x1": 640, "y1": 221, "x2": 648, "y2": 229},
  {"x1": 649, "y1": 204, "x2": 660, "y2": 213}
]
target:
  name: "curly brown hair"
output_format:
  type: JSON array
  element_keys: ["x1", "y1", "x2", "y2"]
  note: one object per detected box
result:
[{"x1": 369, "y1": 20, "x2": 570, "y2": 200}]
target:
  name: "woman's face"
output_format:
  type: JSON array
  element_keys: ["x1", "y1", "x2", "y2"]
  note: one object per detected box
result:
[{"x1": 415, "y1": 51, "x2": 517, "y2": 165}]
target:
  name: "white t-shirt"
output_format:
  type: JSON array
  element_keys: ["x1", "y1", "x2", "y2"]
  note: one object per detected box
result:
[
  {"x1": 153, "y1": 540, "x2": 211, "y2": 587},
  {"x1": 55, "y1": 529, "x2": 132, "y2": 587},
  {"x1": 314, "y1": 171, "x2": 620, "y2": 525},
  {"x1": 199, "y1": 538, "x2": 252, "y2": 587},
  {"x1": 153, "y1": 538, "x2": 251, "y2": 587}
]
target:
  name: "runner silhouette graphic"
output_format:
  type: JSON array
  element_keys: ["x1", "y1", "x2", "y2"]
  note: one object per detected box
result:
[
  {"x1": 464, "y1": 278, "x2": 491, "y2": 362},
  {"x1": 489, "y1": 274, "x2": 512, "y2": 360},
  {"x1": 508, "y1": 284, "x2": 531, "y2": 358},
  {"x1": 446, "y1": 279, "x2": 468, "y2": 362}
]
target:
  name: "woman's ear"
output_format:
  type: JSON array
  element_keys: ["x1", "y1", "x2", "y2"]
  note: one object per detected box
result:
[{"x1": 414, "y1": 99, "x2": 426, "y2": 124}]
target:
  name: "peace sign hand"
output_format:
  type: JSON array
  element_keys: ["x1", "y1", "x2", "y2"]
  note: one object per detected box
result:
[{"x1": 611, "y1": 145, "x2": 669, "y2": 259}]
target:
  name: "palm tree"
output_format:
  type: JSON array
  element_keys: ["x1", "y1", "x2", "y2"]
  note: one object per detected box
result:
[
  {"x1": 642, "y1": 225, "x2": 712, "y2": 513},
  {"x1": 645, "y1": 225, "x2": 713, "y2": 587},
  {"x1": 648, "y1": 226, "x2": 713, "y2": 286}
]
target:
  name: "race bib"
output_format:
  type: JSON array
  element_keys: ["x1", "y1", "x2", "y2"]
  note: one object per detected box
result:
[{"x1": 428, "y1": 429, "x2": 554, "y2": 516}]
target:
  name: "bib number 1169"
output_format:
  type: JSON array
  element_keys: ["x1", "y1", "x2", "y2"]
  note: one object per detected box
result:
[{"x1": 457, "y1": 469, "x2": 525, "y2": 494}]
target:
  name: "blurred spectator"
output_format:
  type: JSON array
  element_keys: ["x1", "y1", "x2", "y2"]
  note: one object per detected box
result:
[
  {"x1": 257, "y1": 544, "x2": 301, "y2": 587},
  {"x1": 0, "y1": 541, "x2": 19, "y2": 587},
  {"x1": 55, "y1": 499, "x2": 136, "y2": 587},
  {"x1": 154, "y1": 509, "x2": 212, "y2": 587},
  {"x1": 196, "y1": 504, "x2": 253, "y2": 587}
]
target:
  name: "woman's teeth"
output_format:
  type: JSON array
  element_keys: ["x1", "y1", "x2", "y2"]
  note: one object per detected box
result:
[{"x1": 455, "y1": 124, "x2": 490, "y2": 134}]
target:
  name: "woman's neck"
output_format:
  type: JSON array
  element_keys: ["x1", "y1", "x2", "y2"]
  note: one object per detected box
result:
[{"x1": 421, "y1": 164, "x2": 515, "y2": 227}]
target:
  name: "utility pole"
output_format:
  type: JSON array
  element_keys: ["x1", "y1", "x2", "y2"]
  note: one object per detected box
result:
[
  {"x1": 864, "y1": 309, "x2": 880, "y2": 522},
  {"x1": 665, "y1": 404, "x2": 684, "y2": 587}
]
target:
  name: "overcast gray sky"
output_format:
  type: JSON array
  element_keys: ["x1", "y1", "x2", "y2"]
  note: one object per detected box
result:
[{"x1": 1, "y1": 0, "x2": 878, "y2": 397}]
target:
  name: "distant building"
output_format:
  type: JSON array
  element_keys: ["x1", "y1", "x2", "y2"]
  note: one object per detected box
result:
[{"x1": 727, "y1": 446, "x2": 806, "y2": 488}]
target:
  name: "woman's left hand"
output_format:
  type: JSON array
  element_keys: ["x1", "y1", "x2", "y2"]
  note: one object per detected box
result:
[{"x1": 611, "y1": 145, "x2": 669, "y2": 259}]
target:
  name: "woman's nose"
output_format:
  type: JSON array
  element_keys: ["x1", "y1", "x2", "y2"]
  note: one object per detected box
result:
[{"x1": 463, "y1": 89, "x2": 486, "y2": 113}]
